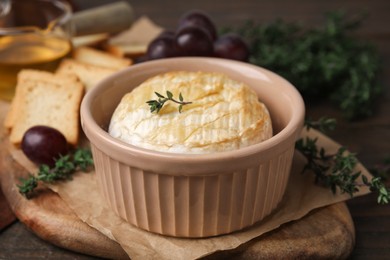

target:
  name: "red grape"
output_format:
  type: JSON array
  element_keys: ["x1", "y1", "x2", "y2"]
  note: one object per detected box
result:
[
  {"x1": 156, "y1": 30, "x2": 176, "y2": 39},
  {"x1": 21, "y1": 125, "x2": 69, "y2": 166},
  {"x1": 213, "y1": 33, "x2": 250, "y2": 62},
  {"x1": 178, "y1": 10, "x2": 217, "y2": 41},
  {"x1": 175, "y1": 26, "x2": 213, "y2": 56},
  {"x1": 134, "y1": 54, "x2": 149, "y2": 64},
  {"x1": 147, "y1": 34, "x2": 182, "y2": 60}
]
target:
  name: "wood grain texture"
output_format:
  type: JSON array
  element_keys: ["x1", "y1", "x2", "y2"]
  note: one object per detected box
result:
[
  {"x1": 205, "y1": 203, "x2": 355, "y2": 259},
  {"x1": 0, "y1": 99, "x2": 356, "y2": 259}
]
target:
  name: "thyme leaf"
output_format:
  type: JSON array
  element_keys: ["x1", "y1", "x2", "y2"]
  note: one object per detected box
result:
[
  {"x1": 370, "y1": 156, "x2": 390, "y2": 181},
  {"x1": 304, "y1": 116, "x2": 337, "y2": 133},
  {"x1": 146, "y1": 91, "x2": 192, "y2": 113}
]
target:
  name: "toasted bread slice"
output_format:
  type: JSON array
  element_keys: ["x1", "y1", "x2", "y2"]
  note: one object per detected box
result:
[
  {"x1": 56, "y1": 59, "x2": 120, "y2": 91},
  {"x1": 105, "y1": 16, "x2": 163, "y2": 58},
  {"x1": 4, "y1": 70, "x2": 54, "y2": 130},
  {"x1": 9, "y1": 70, "x2": 84, "y2": 146},
  {"x1": 72, "y1": 33, "x2": 109, "y2": 48},
  {"x1": 73, "y1": 46, "x2": 132, "y2": 70},
  {"x1": 104, "y1": 43, "x2": 147, "y2": 58},
  {"x1": 4, "y1": 84, "x2": 22, "y2": 130}
]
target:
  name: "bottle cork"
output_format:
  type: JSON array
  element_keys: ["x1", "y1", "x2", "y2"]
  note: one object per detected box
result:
[{"x1": 71, "y1": 1, "x2": 134, "y2": 36}]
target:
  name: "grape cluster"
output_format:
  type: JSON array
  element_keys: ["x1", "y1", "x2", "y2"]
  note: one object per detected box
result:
[{"x1": 142, "y1": 10, "x2": 250, "y2": 62}]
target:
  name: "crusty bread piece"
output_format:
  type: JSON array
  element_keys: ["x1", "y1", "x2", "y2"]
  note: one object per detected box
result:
[
  {"x1": 73, "y1": 46, "x2": 132, "y2": 70},
  {"x1": 9, "y1": 69, "x2": 84, "y2": 146},
  {"x1": 56, "y1": 59, "x2": 119, "y2": 91}
]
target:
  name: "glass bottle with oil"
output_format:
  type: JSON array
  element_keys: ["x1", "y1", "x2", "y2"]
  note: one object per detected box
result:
[{"x1": 0, "y1": 0, "x2": 72, "y2": 101}]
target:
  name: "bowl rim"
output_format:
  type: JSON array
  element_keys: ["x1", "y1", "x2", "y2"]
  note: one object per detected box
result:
[{"x1": 81, "y1": 57, "x2": 305, "y2": 168}]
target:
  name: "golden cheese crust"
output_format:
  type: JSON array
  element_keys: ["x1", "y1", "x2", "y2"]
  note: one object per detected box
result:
[{"x1": 109, "y1": 71, "x2": 272, "y2": 153}]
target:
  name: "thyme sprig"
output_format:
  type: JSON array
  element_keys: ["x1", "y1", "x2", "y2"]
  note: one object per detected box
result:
[
  {"x1": 304, "y1": 117, "x2": 337, "y2": 133},
  {"x1": 146, "y1": 91, "x2": 192, "y2": 113},
  {"x1": 296, "y1": 118, "x2": 390, "y2": 204},
  {"x1": 18, "y1": 148, "x2": 94, "y2": 198},
  {"x1": 370, "y1": 156, "x2": 390, "y2": 181}
]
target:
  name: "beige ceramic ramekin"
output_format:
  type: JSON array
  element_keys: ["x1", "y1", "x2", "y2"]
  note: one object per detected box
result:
[{"x1": 80, "y1": 57, "x2": 305, "y2": 238}]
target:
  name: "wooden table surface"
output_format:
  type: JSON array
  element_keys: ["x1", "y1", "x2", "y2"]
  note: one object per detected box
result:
[{"x1": 1, "y1": 0, "x2": 389, "y2": 259}]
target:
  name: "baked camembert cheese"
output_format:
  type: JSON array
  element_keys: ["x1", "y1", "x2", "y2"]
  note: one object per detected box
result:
[{"x1": 109, "y1": 71, "x2": 272, "y2": 153}]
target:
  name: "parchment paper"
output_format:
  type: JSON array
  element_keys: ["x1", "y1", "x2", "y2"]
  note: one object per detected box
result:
[{"x1": 10, "y1": 128, "x2": 372, "y2": 260}]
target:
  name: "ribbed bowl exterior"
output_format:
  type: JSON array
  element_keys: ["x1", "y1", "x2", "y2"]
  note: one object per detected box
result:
[{"x1": 91, "y1": 144, "x2": 295, "y2": 237}]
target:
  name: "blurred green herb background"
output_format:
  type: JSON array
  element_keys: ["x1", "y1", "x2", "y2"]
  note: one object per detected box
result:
[{"x1": 233, "y1": 11, "x2": 382, "y2": 120}]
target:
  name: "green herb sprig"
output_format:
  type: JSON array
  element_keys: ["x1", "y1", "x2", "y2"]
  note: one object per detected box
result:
[
  {"x1": 18, "y1": 148, "x2": 94, "y2": 198},
  {"x1": 146, "y1": 91, "x2": 192, "y2": 113},
  {"x1": 296, "y1": 118, "x2": 390, "y2": 204},
  {"x1": 304, "y1": 117, "x2": 337, "y2": 133},
  {"x1": 370, "y1": 156, "x2": 390, "y2": 181},
  {"x1": 233, "y1": 11, "x2": 382, "y2": 120}
]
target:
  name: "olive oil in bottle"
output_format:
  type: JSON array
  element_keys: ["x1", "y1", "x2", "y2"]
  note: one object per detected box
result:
[{"x1": 0, "y1": 33, "x2": 71, "y2": 100}]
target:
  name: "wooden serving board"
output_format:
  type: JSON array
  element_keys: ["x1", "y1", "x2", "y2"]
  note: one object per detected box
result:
[
  {"x1": 0, "y1": 186, "x2": 16, "y2": 230},
  {"x1": 0, "y1": 101, "x2": 355, "y2": 259}
]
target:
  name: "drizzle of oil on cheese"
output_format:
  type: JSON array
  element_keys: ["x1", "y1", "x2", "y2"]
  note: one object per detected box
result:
[{"x1": 109, "y1": 71, "x2": 272, "y2": 153}]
